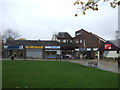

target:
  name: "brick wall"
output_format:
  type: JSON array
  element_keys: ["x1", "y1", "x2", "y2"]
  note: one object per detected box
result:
[{"x1": 74, "y1": 29, "x2": 105, "y2": 48}]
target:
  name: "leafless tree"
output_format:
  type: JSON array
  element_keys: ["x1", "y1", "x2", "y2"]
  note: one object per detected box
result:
[{"x1": 2, "y1": 29, "x2": 21, "y2": 43}]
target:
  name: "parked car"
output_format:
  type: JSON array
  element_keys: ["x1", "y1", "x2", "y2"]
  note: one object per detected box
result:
[{"x1": 64, "y1": 54, "x2": 72, "y2": 59}]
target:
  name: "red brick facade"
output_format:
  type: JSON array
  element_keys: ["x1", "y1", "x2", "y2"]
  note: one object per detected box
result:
[{"x1": 74, "y1": 29, "x2": 106, "y2": 48}]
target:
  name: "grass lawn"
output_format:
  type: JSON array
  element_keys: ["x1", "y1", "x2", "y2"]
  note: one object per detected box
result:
[{"x1": 2, "y1": 60, "x2": 118, "y2": 88}]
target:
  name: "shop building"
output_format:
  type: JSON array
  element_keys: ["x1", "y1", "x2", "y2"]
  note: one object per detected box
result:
[
  {"x1": 3, "y1": 29, "x2": 107, "y2": 60},
  {"x1": 41, "y1": 41, "x2": 61, "y2": 59},
  {"x1": 3, "y1": 40, "x2": 61, "y2": 59},
  {"x1": 3, "y1": 40, "x2": 26, "y2": 58},
  {"x1": 3, "y1": 40, "x2": 43, "y2": 59},
  {"x1": 3, "y1": 45, "x2": 24, "y2": 58},
  {"x1": 25, "y1": 46, "x2": 43, "y2": 59},
  {"x1": 52, "y1": 29, "x2": 106, "y2": 59},
  {"x1": 52, "y1": 32, "x2": 75, "y2": 59},
  {"x1": 73, "y1": 29, "x2": 106, "y2": 59}
]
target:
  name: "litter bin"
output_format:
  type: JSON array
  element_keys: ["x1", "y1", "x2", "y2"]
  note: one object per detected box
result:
[{"x1": 11, "y1": 56, "x2": 14, "y2": 60}]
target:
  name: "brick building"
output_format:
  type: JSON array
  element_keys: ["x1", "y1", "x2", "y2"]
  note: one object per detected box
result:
[
  {"x1": 3, "y1": 29, "x2": 106, "y2": 59},
  {"x1": 52, "y1": 32, "x2": 75, "y2": 59},
  {"x1": 73, "y1": 29, "x2": 106, "y2": 59},
  {"x1": 52, "y1": 29, "x2": 106, "y2": 59},
  {"x1": 3, "y1": 40, "x2": 61, "y2": 59}
]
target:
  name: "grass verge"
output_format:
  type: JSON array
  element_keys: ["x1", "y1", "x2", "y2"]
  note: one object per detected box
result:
[{"x1": 2, "y1": 60, "x2": 118, "y2": 88}]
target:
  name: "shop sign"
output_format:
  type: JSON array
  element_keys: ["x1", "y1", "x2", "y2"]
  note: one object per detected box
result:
[
  {"x1": 45, "y1": 46, "x2": 60, "y2": 49},
  {"x1": 25, "y1": 46, "x2": 44, "y2": 49},
  {"x1": 87, "y1": 48, "x2": 91, "y2": 51},
  {"x1": 75, "y1": 49, "x2": 79, "y2": 51},
  {"x1": 4, "y1": 46, "x2": 8, "y2": 49},
  {"x1": 19, "y1": 46, "x2": 23, "y2": 49},
  {"x1": 93, "y1": 48, "x2": 98, "y2": 51},
  {"x1": 104, "y1": 44, "x2": 111, "y2": 49},
  {"x1": 79, "y1": 48, "x2": 87, "y2": 51},
  {"x1": 4, "y1": 46, "x2": 23, "y2": 49}
]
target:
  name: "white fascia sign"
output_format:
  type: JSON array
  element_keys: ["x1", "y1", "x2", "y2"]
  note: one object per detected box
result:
[
  {"x1": 87, "y1": 48, "x2": 91, "y2": 51},
  {"x1": 93, "y1": 48, "x2": 98, "y2": 51},
  {"x1": 19, "y1": 46, "x2": 23, "y2": 49},
  {"x1": 4, "y1": 46, "x2": 8, "y2": 49},
  {"x1": 75, "y1": 48, "x2": 79, "y2": 51},
  {"x1": 45, "y1": 46, "x2": 60, "y2": 49}
]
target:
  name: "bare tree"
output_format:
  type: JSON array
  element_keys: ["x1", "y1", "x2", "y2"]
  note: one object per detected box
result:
[
  {"x1": 2, "y1": 29, "x2": 21, "y2": 43},
  {"x1": 74, "y1": 0, "x2": 120, "y2": 15}
]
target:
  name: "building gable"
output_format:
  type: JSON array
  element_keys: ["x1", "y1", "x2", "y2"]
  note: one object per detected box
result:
[{"x1": 98, "y1": 41, "x2": 120, "y2": 51}]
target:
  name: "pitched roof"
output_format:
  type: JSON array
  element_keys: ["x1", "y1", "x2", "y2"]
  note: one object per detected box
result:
[
  {"x1": 109, "y1": 39, "x2": 120, "y2": 48},
  {"x1": 55, "y1": 32, "x2": 72, "y2": 39},
  {"x1": 75, "y1": 29, "x2": 106, "y2": 42},
  {"x1": 5, "y1": 40, "x2": 76, "y2": 50},
  {"x1": 98, "y1": 41, "x2": 120, "y2": 51},
  {"x1": 75, "y1": 29, "x2": 87, "y2": 34},
  {"x1": 6, "y1": 40, "x2": 42, "y2": 46},
  {"x1": 41, "y1": 40, "x2": 60, "y2": 46},
  {"x1": 60, "y1": 43, "x2": 76, "y2": 50},
  {"x1": 6, "y1": 40, "x2": 61, "y2": 46}
]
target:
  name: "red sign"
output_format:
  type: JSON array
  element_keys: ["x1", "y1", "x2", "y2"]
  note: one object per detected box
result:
[{"x1": 104, "y1": 44, "x2": 111, "y2": 49}]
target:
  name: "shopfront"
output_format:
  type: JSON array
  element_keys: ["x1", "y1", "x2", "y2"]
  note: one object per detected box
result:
[
  {"x1": 25, "y1": 46, "x2": 44, "y2": 59},
  {"x1": 3, "y1": 46, "x2": 24, "y2": 58},
  {"x1": 75, "y1": 48, "x2": 98, "y2": 59},
  {"x1": 44, "y1": 46, "x2": 61, "y2": 59}
]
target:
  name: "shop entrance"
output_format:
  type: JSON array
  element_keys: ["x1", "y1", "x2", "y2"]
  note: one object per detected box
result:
[
  {"x1": 8, "y1": 50, "x2": 24, "y2": 58},
  {"x1": 44, "y1": 51, "x2": 57, "y2": 59}
]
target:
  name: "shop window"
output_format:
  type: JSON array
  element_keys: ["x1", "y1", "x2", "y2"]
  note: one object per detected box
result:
[
  {"x1": 44, "y1": 51, "x2": 57, "y2": 58},
  {"x1": 45, "y1": 51, "x2": 57, "y2": 55},
  {"x1": 8, "y1": 50, "x2": 13, "y2": 57}
]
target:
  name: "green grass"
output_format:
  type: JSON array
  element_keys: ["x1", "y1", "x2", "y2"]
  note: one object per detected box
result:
[{"x1": 2, "y1": 60, "x2": 118, "y2": 88}]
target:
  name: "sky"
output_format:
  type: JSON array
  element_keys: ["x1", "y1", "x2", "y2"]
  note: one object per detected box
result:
[{"x1": 0, "y1": 0, "x2": 118, "y2": 40}]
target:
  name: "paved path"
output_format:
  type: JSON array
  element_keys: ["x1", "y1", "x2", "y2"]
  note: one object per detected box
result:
[{"x1": 65, "y1": 59, "x2": 119, "y2": 73}]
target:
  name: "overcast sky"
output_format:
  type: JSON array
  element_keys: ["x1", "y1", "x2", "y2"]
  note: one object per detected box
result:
[{"x1": 0, "y1": 0, "x2": 118, "y2": 40}]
